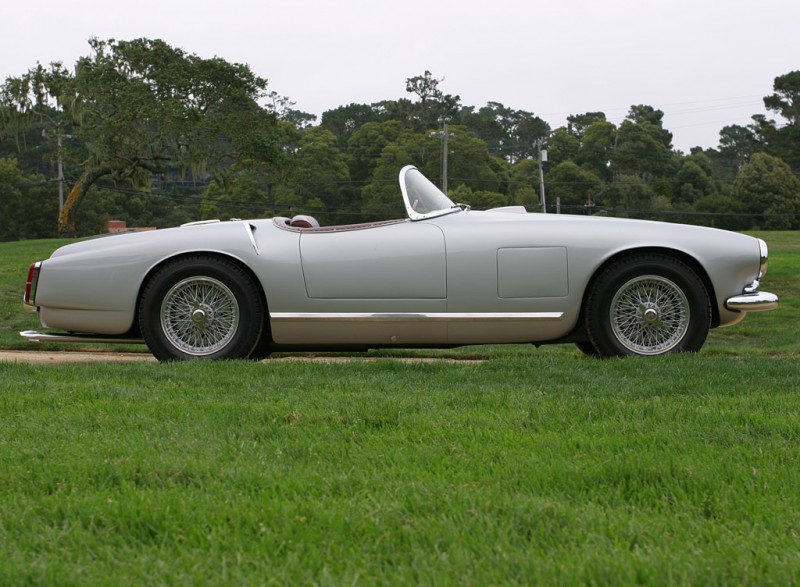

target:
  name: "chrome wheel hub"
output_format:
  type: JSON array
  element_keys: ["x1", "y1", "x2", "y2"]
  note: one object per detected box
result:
[
  {"x1": 610, "y1": 275, "x2": 690, "y2": 355},
  {"x1": 160, "y1": 277, "x2": 240, "y2": 356},
  {"x1": 191, "y1": 305, "x2": 214, "y2": 329},
  {"x1": 641, "y1": 304, "x2": 660, "y2": 325}
]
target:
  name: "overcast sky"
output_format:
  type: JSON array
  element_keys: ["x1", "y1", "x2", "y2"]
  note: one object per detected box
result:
[{"x1": 2, "y1": 0, "x2": 798, "y2": 152}]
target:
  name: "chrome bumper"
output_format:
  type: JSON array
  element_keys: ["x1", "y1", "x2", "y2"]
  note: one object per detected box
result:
[{"x1": 725, "y1": 291, "x2": 779, "y2": 312}]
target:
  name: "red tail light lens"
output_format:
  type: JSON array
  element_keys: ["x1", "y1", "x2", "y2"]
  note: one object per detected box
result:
[{"x1": 24, "y1": 262, "x2": 42, "y2": 306}]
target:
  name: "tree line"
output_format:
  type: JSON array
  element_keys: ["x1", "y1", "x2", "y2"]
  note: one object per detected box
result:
[{"x1": 1, "y1": 38, "x2": 799, "y2": 241}]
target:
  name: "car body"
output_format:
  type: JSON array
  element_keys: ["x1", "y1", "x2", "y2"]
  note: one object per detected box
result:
[{"x1": 22, "y1": 165, "x2": 778, "y2": 361}]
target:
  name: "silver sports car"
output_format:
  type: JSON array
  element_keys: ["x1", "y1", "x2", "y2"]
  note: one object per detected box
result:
[{"x1": 22, "y1": 165, "x2": 778, "y2": 361}]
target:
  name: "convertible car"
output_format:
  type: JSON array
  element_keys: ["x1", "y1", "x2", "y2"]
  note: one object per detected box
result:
[{"x1": 22, "y1": 165, "x2": 778, "y2": 361}]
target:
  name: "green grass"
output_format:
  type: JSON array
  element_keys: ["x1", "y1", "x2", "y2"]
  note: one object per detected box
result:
[
  {"x1": 2, "y1": 356, "x2": 800, "y2": 585},
  {"x1": 0, "y1": 233, "x2": 798, "y2": 585}
]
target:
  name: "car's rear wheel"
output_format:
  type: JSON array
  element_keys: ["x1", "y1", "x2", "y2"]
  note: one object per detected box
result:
[
  {"x1": 585, "y1": 254, "x2": 711, "y2": 357},
  {"x1": 139, "y1": 256, "x2": 264, "y2": 361}
]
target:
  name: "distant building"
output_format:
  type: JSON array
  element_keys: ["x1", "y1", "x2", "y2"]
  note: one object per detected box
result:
[{"x1": 106, "y1": 220, "x2": 156, "y2": 233}]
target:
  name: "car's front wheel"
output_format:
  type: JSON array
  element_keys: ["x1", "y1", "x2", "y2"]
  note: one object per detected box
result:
[
  {"x1": 585, "y1": 254, "x2": 711, "y2": 357},
  {"x1": 139, "y1": 256, "x2": 264, "y2": 361}
]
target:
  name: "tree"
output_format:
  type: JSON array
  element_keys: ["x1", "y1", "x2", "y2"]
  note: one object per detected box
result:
[
  {"x1": 508, "y1": 159, "x2": 540, "y2": 208},
  {"x1": 457, "y1": 105, "x2": 506, "y2": 159},
  {"x1": 0, "y1": 158, "x2": 26, "y2": 240},
  {"x1": 346, "y1": 121, "x2": 405, "y2": 184},
  {"x1": 545, "y1": 161, "x2": 603, "y2": 210},
  {"x1": 732, "y1": 153, "x2": 800, "y2": 229},
  {"x1": 401, "y1": 70, "x2": 460, "y2": 132},
  {"x1": 764, "y1": 71, "x2": 800, "y2": 126},
  {"x1": 448, "y1": 184, "x2": 509, "y2": 210},
  {"x1": 264, "y1": 90, "x2": 316, "y2": 129},
  {"x1": 566, "y1": 112, "x2": 606, "y2": 139},
  {"x1": 626, "y1": 104, "x2": 673, "y2": 148},
  {"x1": 462, "y1": 102, "x2": 549, "y2": 163},
  {"x1": 0, "y1": 158, "x2": 59, "y2": 240},
  {"x1": 576, "y1": 120, "x2": 617, "y2": 181},
  {"x1": 285, "y1": 126, "x2": 351, "y2": 223},
  {"x1": 693, "y1": 193, "x2": 749, "y2": 231},
  {"x1": 1, "y1": 38, "x2": 281, "y2": 234},
  {"x1": 547, "y1": 128, "x2": 580, "y2": 167},
  {"x1": 759, "y1": 71, "x2": 800, "y2": 171},
  {"x1": 438, "y1": 125, "x2": 507, "y2": 194},
  {"x1": 321, "y1": 103, "x2": 386, "y2": 149},
  {"x1": 282, "y1": 109, "x2": 317, "y2": 130},
  {"x1": 360, "y1": 137, "x2": 419, "y2": 220},
  {"x1": 604, "y1": 175, "x2": 657, "y2": 217},
  {"x1": 201, "y1": 169, "x2": 271, "y2": 221},
  {"x1": 611, "y1": 119, "x2": 674, "y2": 180},
  {"x1": 674, "y1": 153, "x2": 715, "y2": 205},
  {"x1": 717, "y1": 124, "x2": 760, "y2": 169}
]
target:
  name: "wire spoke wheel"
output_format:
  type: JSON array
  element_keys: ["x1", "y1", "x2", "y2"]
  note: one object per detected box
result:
[
  {"x1": 139, "y1": 256, "x2": 265, "y2": 361},
  {"x1": 585, "y1": 254, "x2": 710, "y2": 358},
  {"x1": 610, "y1": 275, "x2": 689, "y2": 355},
  {"x1": 160, "y1": 276, "x2": 240, "y2": 356}
]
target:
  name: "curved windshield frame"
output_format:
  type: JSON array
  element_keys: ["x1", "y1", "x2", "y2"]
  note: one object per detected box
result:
[{"x1": 400, "y1": 165, "x2": 461, "y2": 221}]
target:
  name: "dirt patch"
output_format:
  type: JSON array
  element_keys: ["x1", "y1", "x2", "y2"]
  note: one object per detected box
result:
[
  {"x1": 0, "y1": 350, "x2": 156, "y2": 364},
  {"x1": 0, "y1": 350, "x2": 484, "y2": 365}
]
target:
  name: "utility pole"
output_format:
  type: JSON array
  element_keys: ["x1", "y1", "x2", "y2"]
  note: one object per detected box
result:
[
  {"x1": 430, "y1": 116, "x2": 454, "y2": 194},
  {"x1": 57, "y1": 130, "x2": 65, "y2": 217},
  {"x1": 42, "y1": 125, "x2": 70, "y2": 218},
  {"x1": 537, "y1": 138, "x2": 547, "y2": 213}
]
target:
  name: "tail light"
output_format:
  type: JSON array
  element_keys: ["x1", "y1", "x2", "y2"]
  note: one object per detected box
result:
[{"x1": 24, "y1": 262, "x2": 42, "y2": 308}]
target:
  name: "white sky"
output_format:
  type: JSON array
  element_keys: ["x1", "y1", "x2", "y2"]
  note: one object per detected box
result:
[{"x1": 2, "y1": 0, "x2": 798, "y2": 152}]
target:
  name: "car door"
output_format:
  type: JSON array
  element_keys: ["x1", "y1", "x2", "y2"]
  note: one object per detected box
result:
[
  {"x1": 271, "y1": 221, "x2": 449, "y2": 345},
  {"x1": 300, "y1": 222, "x2": 446, "y2": 300}
]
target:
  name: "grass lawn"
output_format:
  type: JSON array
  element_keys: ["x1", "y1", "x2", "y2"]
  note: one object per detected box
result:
[{"x1": 0, "y1": 233, "x2": 798, "y2": 585}]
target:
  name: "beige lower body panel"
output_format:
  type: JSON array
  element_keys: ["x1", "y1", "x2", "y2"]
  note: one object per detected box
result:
[
  {"x1": 40, "y1": 307, "x2": 134, "y2": 335},
  {"x1": 270, "y1": 312, "x2": 565, "y2": 345}
]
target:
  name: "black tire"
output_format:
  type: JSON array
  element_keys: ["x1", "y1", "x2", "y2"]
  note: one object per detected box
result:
[
  {"x1": 575, "y1": 340, "x2": 600, "y2": 357},
  {"x1": 585, "y1": 254, "x2": 711, "y2": 358},
  {"x1": 248, "y1": 338, "x2": 273, "y2": 361},
  {"x1": 139, "y1": 256, "x2": 264, "y2": 361}
]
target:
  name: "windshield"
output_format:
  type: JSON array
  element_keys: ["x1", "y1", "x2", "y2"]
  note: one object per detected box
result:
[{"x1": 400, "y1": 165, "x2": 460, "y2": 220}]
